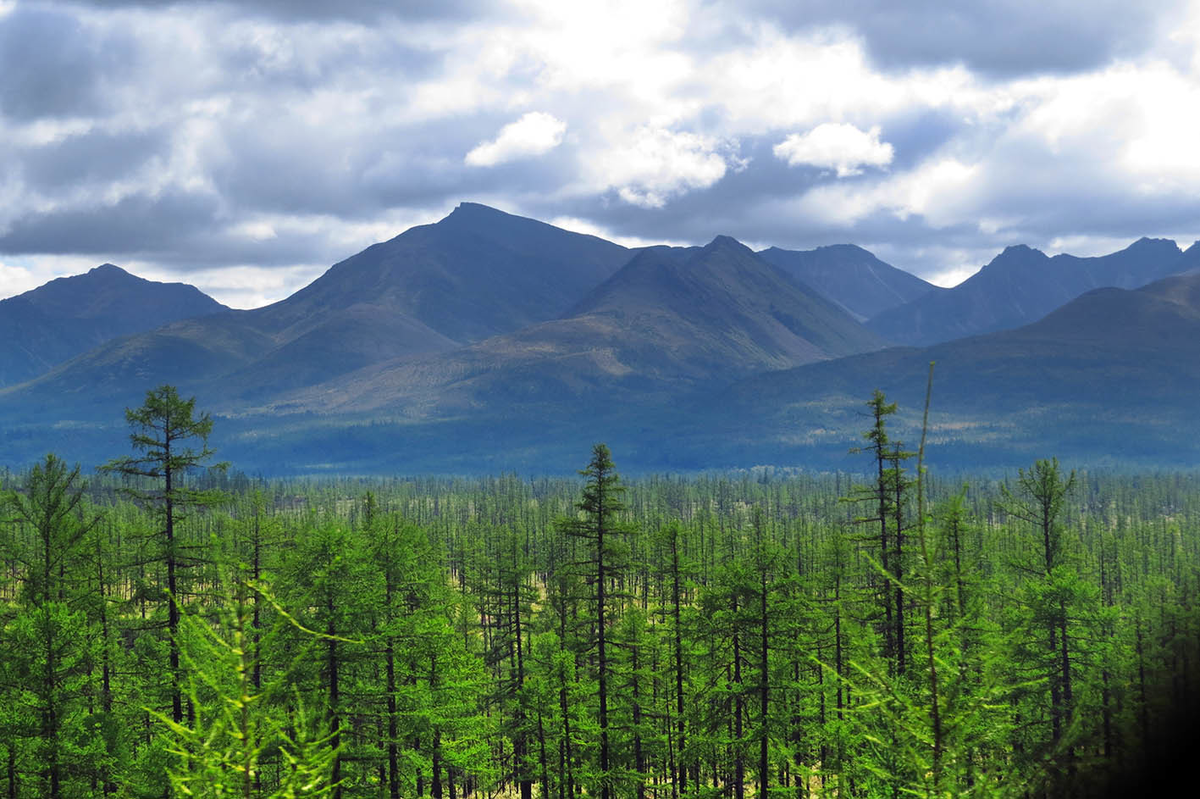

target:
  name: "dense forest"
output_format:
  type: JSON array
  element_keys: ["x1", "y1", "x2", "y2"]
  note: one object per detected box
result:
[{"x1": 1, "y1": 385, "x2": 1197, "y2": 798}]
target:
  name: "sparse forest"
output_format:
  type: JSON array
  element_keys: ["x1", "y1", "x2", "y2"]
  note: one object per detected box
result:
[{"x1": 1, "y1": 385, "x2": 1197, "y2": 798}]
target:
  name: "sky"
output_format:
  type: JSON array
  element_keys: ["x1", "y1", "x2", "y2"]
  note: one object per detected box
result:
[{"x1": 1, "y1": 0, "x2": 1199, "y2": 308}]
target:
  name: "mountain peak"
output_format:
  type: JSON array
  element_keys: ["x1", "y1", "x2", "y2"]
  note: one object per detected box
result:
[
  {"x1": 447, "y1": 201, "x2": 506, "y2": 218},
  {"x1": 983, "y1": 244, "x2": 1049, "y2": 270},
  {"x1": 87, "y1": 263, "x2": 130, "y2": 278},
  {"x1": 704, "y1": 234, "x2": 751, "y2": 254},
  {"x1": 0, "y1": 263, "x2": 228, "y2": 388},
  {"x1": 999, "y1": 244, "x2": 1042, "y2": 256},
  {"x1": 1123, "y1": 236, "x2": 1181, "y2": 256}
]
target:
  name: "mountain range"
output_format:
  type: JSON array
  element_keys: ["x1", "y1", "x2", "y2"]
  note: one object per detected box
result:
[
  {"x1": 868, "y1": 237, "x2": 1200, "y2": 345},
  {"x1": 757, "y1": 243, "x2": 941, "y2": 320},
  {"x1": 0, "y1": 264, "x2": 227, "y2": 387},
  {"x1": 1, "y1": 203, "x2": 1197, "y2": 473}
]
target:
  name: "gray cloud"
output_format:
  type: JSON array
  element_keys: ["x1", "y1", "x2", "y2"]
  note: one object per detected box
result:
[
  {"x1": 720, "y1": 0, "x2": 1184, "y2": 76},
  {"x1": 14, "y1": 127, "x2": 169, "y2": 189},
  {"x1": 0, "y1": 5, "x2": 139, "y2": 119},
  {"x1": 1, "y1": 0, "x2": 1196, "y2": 303},
  {"x1": 0, "y1": 190, "x2": 221, "y2": 255},
  {"x1": 59, "y1": 0, "x2": 491, "y2": 23}
]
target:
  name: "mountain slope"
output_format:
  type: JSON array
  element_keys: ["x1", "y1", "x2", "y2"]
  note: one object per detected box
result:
[
  {"x1": 0, "y1": 264, "x2": 228, "y2": 386},
  {"x1": 275, "y1": 236, "x2": 886, "y2": 416},
  {"x1": 757, "y1": 244, "x2": 940, "y2": 320},
  {"x1": 693, "y1": 270, "x2": 1200, "y2": 467},
  {"x1": 0, "y1": 204, "x2": 633, "y2": 410},
  {"x1": 253, "y1": 202, "x2": 631, "y2": 344},
  {"x1": 869, "y1": 237, "x2": 1190, "y2": 345}
]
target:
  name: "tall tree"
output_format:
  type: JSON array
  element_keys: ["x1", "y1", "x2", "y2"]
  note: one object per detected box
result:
[
  {"x1": 846, "y1": 391, "x2": 912, "y2": 676},
  {"x1": 101, "y1": 385, "x2": 225, "y2": 727},
  {"x1": 1000, "y1": 458, "x2": 1081, "y2": 790},
  {"x1": 560, "y1": 444, "x2": 634, "y2": 799},
  {"x1": 1, "y1": 455, "x2": 100, "y2": 799}
]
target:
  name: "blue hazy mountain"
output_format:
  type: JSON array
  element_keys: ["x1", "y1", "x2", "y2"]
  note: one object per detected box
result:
[
  {"x1": 264, "y1": 236, "x2": 886, "y2": 419},
  {"x1": 0, "y1": 263, "x2": 228, "y2": 387},
  {"x1": 869, "y1": 237, "x2": 1196, "y2": 345},
  {"x1": 757, "y1": 243, "x2": 941, "y2": 321},
  {"x1": 0, "y1": 204, "x2": 633, "y2": 408}
]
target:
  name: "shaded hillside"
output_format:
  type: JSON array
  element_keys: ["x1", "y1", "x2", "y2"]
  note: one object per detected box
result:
[
  {"x1": 869, "y1": 237, "x2": 1194, "y2": 345},
  {"x1": 0, "y1": 204, "x2": 632, "y2": 412},
  {"x1": 271, "y1": 236, "x2": 885, "y2": 416},
  {"x1": 0, "y1": 264, "x2": 228, "y2": 386},
  {"x1": 253, "y1": 202, "x2": 630, "y2": 344},
  {"x1": 692, "y1": 270, "x2": 1200, "y2": 467},
  {"x1": 758, "y1": 244, "x2": 940, "y2": 320}
]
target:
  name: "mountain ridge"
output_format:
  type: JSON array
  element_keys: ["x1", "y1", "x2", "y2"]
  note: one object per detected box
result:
[
  {"x1": 263, "y1": 236, "x2": 886, "y2": 418},
  {"x1": 868, "y1": 237, "x2": 1193, "y2": 345},
  {"x1": 757, "y1": 243, "x2": 941, "y2": 320},
  {"x1": 0, "y1": 263, "x2": 229, "y2": 387}
]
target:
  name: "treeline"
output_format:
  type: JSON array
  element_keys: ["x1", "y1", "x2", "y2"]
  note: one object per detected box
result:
[{"x1": 1, "y1": 386, "x2": 1198, "y2": 798}]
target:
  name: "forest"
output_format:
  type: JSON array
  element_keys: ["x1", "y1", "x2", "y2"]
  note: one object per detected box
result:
[{"x1": 1, "y1": 385, "x2": 1197, "y2": 798}]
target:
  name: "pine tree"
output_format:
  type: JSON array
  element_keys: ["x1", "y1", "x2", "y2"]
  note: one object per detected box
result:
[
  {"x1": 101, "y1": 385, "x2": 225, "y2": 728},
  {"x1": 559, "y1": 444, "x2": 635, "y2": 799}
]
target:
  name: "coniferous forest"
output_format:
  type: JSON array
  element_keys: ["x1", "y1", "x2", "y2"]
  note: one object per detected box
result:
[{"x1": 2, "y1": 385, "x2": 1198, "y2": 799}]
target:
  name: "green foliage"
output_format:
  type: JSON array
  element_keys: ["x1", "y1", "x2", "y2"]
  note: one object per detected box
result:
[
  {"x1": 1, "y1": 423, "x2": 1197, "y2": 799},
  {"x1": 156, "y1": 573, "x2": 339, "y2": 798}
]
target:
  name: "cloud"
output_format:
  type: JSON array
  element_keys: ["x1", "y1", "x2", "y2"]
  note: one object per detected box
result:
[
  {"x1": 0, "y1": 190, "x2": 222, "y2": 255},
  {"x1": 0, "y1": 0, "x2": 1197, "y2": 303},
  {"x1": 591, "y1": 127, "x2": 733, "y2": 208},
  {"x1": 774, "y1": 123, "x2": 894, "y2": 177},
  {"x1": 0, "y1": 6, "x2": 138, "y2": 120},
  {"x1": 59, "y1": 0, "x2": 490, "y2": 24},
  {"x1": 723, "y1": 0, "x2": 1189, "y2": 76},
  {"x1": 465, "y1": 112, "x2": 567, "y2": 167}
]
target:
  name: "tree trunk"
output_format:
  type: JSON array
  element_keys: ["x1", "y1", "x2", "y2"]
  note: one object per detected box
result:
[
  {"x1": 672, "y1": 529, "x2": 688, "y2": 798},
  {"x1": 733, "y1": 592, "x2": 744, "y2": 799},
  {"x1": 759, "y1": 568, "x2": 769, "y2": 799}
]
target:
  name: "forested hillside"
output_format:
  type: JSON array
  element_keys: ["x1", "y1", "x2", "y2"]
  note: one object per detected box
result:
[{"x1": 2, "y1": 386, "x2": 1196, "y2": 798}]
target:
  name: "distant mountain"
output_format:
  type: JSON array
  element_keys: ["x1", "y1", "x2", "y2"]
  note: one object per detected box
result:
[
  {"x1": 254, "y1": 202, "x2": 631, "y2": 345},
  {"x1": 0, "y1": 264, "x2": 228, "y2": 387},
  {"x1": 695, "y1": 269, "x2": 1200, "y2": 467},
  {"x1": 757, "y1": 244, "x2": 940, "y2": 321},
  {"x1": 1, "y1": 204, "x2": 633, "y2": 410},
  {"x1": 219, "y1": 269, "x2": 1200, "y2": 473},
  {"x1": 269, "y1": 236, "x2": 886, "y2": 416},
  {"x1": 6, "y1": 216, "x2": 1200, "y2": 474},
  {"x1": 869, "y1": 237, "x2": 1193, "y2": 345}
]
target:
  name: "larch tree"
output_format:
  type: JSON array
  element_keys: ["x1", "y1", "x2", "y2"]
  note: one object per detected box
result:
[
  {"x1": 101, "y1": 385, "x2": 225, "y2": 728},
  {"x1": 560, "y1": 444, "x2": 635, "y2": 799},
  {"x1": 1, "y1": 454, "x2": 100, "y2": 799}
]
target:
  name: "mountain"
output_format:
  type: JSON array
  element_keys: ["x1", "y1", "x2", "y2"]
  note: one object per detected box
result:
[
  {"x1": 1, "y1": 204, "x2": 633, "y2": 411},
  {"x1": 695, "y1": 269, "x2": 1200, "y2": 468},
  {"x1": 869, "y1": 237, "x2": 1192, "y2": 345},
  {"x1": 266, "y1": 236, "x2": 886, "y2": 417},
  {"x1": 5, "y1": 218, "x2": 1200, "y2": 474},
  {"x1": 0, "y1": 264, "x2": 228, "y2": 387},
  {"x1": 757, "y1": 244, "x2": 941, "y2": 320},
  {"x1": 251, "y1": 202, "x2": 631, "y2": 345}
]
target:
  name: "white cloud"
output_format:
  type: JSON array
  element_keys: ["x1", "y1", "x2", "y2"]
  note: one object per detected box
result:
[
  {"x1": 229, "y1": 220, "x2": 278, "y2": 241},
  {"x1": 0, "y1": 260, "x2": 40, "y2": 297},
  {"x1": 926, "y1": 265, "x2": 977, "y2": 288},
  {"x1": 774, "y1": 123, "x2": 894, "y2": 176},
  {"x1": 2, "y1": 0, "x2": 1199, "y2": 305},
  {"x1": 548, "y1": 216, "x2": 691, "y2": 248},
  {"x1": 588, "y1": 127, "x2": 731, "y2": 208},
  {"x1": 128, "y1": 261, "x2": 328, "y2": 309},
  {"x1": 794, "y1": 157, "x2": 979, "y2": 228},
  {"x1": 465, "y1": 111, "x2": 566, "y2": 167}
]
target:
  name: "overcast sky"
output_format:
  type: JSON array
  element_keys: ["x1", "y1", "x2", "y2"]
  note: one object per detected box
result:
[{"x1": 2, "y1": 0, "x2": 1198, "y2": 307}]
